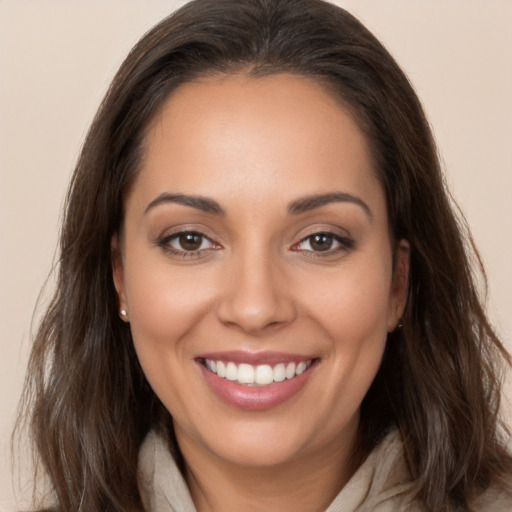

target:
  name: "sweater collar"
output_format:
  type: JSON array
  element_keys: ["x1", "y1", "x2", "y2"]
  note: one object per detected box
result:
[{"x1": 138, "y1": 428, "x2": 414, "y2": 512}]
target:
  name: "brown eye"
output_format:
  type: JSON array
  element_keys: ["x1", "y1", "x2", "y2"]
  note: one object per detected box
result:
[
  {"x1": 179, "y1": 232, "x2": 204, "y2": 251},
  {"x1": 293, "y1": 231, "x2": 353, "y2": 254},
  {"x1": 158, "y1": 230, "x2": 218, "y2": 255},
  {"x1": 309, "y1": 233, "x2": 334, "y2": 251}
]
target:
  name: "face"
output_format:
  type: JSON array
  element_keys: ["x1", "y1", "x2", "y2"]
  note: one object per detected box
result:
[{"x1": 113, "y1": 74, "x2": 408, "y2": 470}]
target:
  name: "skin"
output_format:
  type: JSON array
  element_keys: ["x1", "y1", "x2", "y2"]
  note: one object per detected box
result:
[{"x1": 113, "y1": 73, "x2": 409, "y2": 512}]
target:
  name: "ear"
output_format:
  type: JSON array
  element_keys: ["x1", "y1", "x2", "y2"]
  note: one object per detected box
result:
[
  {"x1": 387, "y1": 239, "x2": 410, "y2": 332},
  {"x1": 111, "y1": 233, "x2": 128, "y2": 320}
]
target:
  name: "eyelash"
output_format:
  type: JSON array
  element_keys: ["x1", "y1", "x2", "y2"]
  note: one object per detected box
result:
[
  {"x1": 157, "y1": 231, "x2": 220, "y2": 258},
  {"x1": 156, "y1": 230, "x2": 354, "y2": 258},
  {"x1": 292, "y1": 232, "x2": 354, "y2": 255}
]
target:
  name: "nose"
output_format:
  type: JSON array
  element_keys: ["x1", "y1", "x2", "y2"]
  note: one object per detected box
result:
[{"x1": 216, "y1": 246, "x2": 296, "y2": 335}]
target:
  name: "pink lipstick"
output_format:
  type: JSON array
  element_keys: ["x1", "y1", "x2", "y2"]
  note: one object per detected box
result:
[{"x1": 196, "y1": 351, "x2": 318, "y2": 410}]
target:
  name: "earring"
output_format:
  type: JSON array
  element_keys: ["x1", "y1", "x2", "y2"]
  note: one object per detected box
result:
[
  {"x1": 389, "y1": 321, "x2": 403, "y2": 334},
  {"x1": 120, "y1": 309, "x2": 127, "y2": 317}
]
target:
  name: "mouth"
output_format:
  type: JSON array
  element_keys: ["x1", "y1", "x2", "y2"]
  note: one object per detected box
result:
[
  {"x1": 201, "y1": 358, "x2": 314, "y2": 386},
  {"x1": 196, "y1": 352, "x2": 319, "y2": 410}
]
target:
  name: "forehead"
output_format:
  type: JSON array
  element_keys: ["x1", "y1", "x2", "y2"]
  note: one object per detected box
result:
[{"x1": 129, "y1": 73, "x2": 384, "y2": 216}]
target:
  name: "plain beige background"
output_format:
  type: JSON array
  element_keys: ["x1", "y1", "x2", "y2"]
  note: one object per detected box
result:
[{"x1": 1, "y1": 0, "x2": 511, "y2": 509}]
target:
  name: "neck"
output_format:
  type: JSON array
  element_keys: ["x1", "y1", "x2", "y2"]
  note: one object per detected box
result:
[{"x1": 177, "y1": 424, "x2": 364, "y2": 512}]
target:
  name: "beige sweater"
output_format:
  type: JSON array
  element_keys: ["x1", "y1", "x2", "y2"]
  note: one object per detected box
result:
[{"x1": 138, "y1": 429, "x2": 511, "y2": 512}]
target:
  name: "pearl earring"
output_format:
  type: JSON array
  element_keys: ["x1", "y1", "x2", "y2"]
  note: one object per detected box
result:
[{"x1": 120, "y1": 309, "x2": 127, "y2": 317}]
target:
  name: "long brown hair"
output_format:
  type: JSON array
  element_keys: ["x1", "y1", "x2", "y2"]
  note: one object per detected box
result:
[{"x1": 15, "y1": 0, "x2": 512, "y2": 510}]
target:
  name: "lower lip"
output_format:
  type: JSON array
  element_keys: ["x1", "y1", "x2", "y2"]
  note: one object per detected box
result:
[{"x1": 198, "y1": 361, "x2": 316, "y2": 411}]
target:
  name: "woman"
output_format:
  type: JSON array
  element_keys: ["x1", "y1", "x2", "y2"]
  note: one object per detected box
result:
[{"x1": 16, "y1": 0, "x2": 512, "y2": 510}]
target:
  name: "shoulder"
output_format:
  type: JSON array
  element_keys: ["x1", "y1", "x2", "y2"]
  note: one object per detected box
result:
[
  {"x1": 358, "y1": 431, "x2": 512, "y2": 512},
  {"x1": 470, "y1": 485, "x2": 512, "y2": 512},
  {"x1": 355, "y1": 430, "x2": 421, "y2": 511},
  {"x1": 138, "y1": 429, "x2": 197, "y2": 512},
  {"x1": 352, "y1": 431, "x2": 512, "y2": 512},
  {"x1": 327, "y1": 429, "x2": 423, "y2": 512}
]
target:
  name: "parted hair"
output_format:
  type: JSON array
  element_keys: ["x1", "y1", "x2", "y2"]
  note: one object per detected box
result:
[{"x1": 16, "y1": 0, "x2": 512, "y2": 510}]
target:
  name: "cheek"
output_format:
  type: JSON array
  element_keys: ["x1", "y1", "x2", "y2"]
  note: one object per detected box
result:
[
  {"x1": 300, "y1": 260, "x2": 392, "y2": 346},
  {"x1": 297, "y1": 262, "x2": 392, "y2": 422},
  {"x1": 122, "y1": 248, "x2": 220, "y2": 385},
  {"x1": 122, "y1": 253, "x2": 220, "y2": 420}
]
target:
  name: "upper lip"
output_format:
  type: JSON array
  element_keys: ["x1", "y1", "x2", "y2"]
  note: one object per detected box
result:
[{"x1": 196, "y1": 350, "x2": 316, "y2": 366}]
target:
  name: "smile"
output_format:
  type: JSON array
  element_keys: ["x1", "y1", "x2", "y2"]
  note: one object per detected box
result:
[
  {"x1": 203, "y1": 359, "x2": 314, "y2": 386},
  {"x1": 197, "y1": 352, "x2": 318, "y2": 410}
]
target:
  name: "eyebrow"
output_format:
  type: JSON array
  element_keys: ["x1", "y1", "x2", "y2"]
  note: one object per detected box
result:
[
  {"x1": 287, "y1": 192, "x2": 373, "y2": 218},
  {"x1": 144, "y1": 191, "x2": 372, "y2": 218},
  {"x1": 144, "y1": 193, "x2": 225, "y2": 215}
]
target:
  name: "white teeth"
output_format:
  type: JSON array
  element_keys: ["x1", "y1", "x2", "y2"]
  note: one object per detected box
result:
[
  {"x1": 237, "y1": 363, "x2": 255, "y2": 384},
  {"x1": 216, "y1": 360, "x2": 226, "y2": 378},
  {"x1": 226, "y1": 362, "x2": 238, "y2": 381},
  {"x1": 204, "y1": 359, "x2": 313, "y2": 385},
  {"x1": 273, "y1": 363, "x2": 286, "y2": 382},
  {"x1": 255, "y1": 364, "x2": 274, "y2": 385},
  {"x1": 285, "y1": 362, "x2": 296, "y2": 379},
  {"x1": 296, "y1": 361, "x2": 307, "y2": 375}
]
